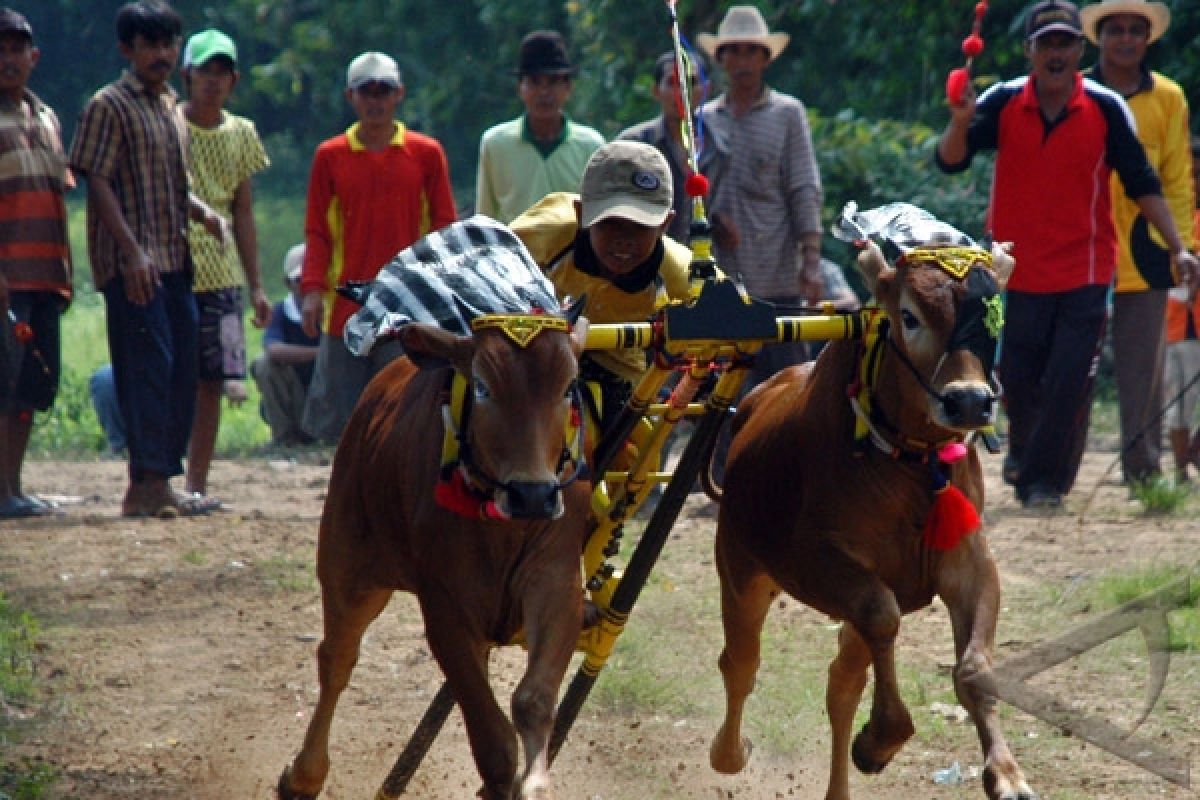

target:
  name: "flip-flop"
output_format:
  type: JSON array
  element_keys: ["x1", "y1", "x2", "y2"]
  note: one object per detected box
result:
[
  {"x1": 0, "y1": 495, "x2": 56, "y2": 519},
  {"x1": 121, "y1": 490, "x2": 223, "y2": 519}
]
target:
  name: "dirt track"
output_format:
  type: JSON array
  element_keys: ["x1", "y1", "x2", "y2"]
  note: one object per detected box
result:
[{"x1": 1, "y1": 448, "x2": 1197, "y2": 799}]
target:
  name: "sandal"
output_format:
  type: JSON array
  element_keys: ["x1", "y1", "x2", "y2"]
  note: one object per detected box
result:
[
  {"x1": 0, "y1": 495, "x2": 57, "y2": 520},
  {"x1": 121, "y1": 486, "x2": 223, "y2": 518}
]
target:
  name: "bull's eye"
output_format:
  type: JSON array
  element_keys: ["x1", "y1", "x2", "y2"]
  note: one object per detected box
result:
[
  {"x1": 472, "y1": 378, "x2": 491, "y2": 401},
  {"x1": 899, "y1": 309, "x2": 921, "y2": 332}
]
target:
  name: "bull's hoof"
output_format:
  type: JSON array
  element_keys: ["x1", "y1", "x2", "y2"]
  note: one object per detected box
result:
[
  {"x1": 276, "y1": 766, "x2": 318, "y2": 800},
  {"x1": 709, "y1": 729, "x2": 752, "y2": 774},
  {"x1": 850, "y1": 730, "x2": 889, "y2": 775}
]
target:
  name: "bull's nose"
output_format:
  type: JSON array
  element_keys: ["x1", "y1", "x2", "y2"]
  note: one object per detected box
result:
[
  {"x1": 940, "y1": 384, "x2": 995, "y2": 428},
  {"x1": 503, "y1": 481, "x2": 562, "y2": 520}
]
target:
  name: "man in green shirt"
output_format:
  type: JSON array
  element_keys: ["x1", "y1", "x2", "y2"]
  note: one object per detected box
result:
[{"x1": 475, "y1": 29, "x2": 604, "y2": 223}]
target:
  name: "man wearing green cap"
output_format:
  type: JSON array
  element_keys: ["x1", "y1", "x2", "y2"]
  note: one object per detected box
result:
[{"x1": 178, "y1": 27, "x2": 270, "y2": 501}]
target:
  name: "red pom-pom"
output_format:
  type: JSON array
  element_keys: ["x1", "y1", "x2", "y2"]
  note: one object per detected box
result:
[
  {"x1": 923, "y1": 483, "x2": 980, "y2": 552},
  {"x1": 961, "y1": 33, "x2": 984, "y2": 58},
  {"x1": 684, "y1": 172, "x2": 709, "y2": 198},
  {"x1": 945, "y1": 67, "x2": 970, "y2": 105},
  {"x1": 13, "y1": 322, "x2": 33, "y2": 343},
  {"x1": 975, "y1": 1, "x2": 989, "y2": 19}
]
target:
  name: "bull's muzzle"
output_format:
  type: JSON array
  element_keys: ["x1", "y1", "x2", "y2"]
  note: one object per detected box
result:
[
  {"x1": 500, "y1": 481, "x2": 564, "y2": 520},
  {"x1": 938, "y1": 382, "x2": 995, "y2": 429}
]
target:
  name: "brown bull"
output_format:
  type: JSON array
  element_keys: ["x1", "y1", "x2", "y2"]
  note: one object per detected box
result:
[
  {"x1": 278, "y1": 314, "x2": 591, "y2": 800},
  {"x1": 708, "y1": 242, "x2": 1038, "y2": 800}
]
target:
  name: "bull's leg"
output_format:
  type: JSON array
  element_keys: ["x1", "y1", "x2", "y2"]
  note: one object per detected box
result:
[
  {"x1": 511, "y1": 573, "x2": 584, "y2": 799},
  {"x1": 940, "y1": 546, "x2": 1037, "y2": 800},
  {"x1": 279, "y1": 585, "x2": 393, "y2": 800},
  {"x1": 774, "y1": 545, "x2": 912, "y2": 780},
  {"x1": 824, "y1": 624, "x2": 872, "y2": 800},
  {"x1": 709, "y1": 534, "x2": 778, "y2": 775},
  {"x1": 422, "y1": 602, "x2": 519, "y2": 800}
]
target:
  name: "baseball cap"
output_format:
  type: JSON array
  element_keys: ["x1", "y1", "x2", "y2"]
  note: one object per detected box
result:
[
  {"x1": 579, "y1": 141, "x2": 673, "y2": 229},
  {"x1": 183, "y1": 29, "x2": 237, "y2": 68},
  {"x1": 346, "y1": 51, "x2": 401, "y2": 90},
  {"x1": 0, "y1": 8, "x2": 33, "y2": 40},
  {"x1": 283, "y1": 243, "x2": 305, "y2": 283},
  {"x1": 1025, "y1": 0, "x2": 1083, "y2": 39}
]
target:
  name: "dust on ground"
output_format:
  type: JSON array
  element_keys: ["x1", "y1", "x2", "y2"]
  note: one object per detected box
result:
[{"x1": 1, "y1": 445, "x2": 1197, "y2": 799}]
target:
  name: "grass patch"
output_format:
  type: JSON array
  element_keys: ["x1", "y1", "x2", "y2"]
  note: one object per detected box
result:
[
  {"x1": 1128, "y1": 475, "x2": 1194, "y2": 515},
  {"x1": 0, "y1": 759, "x2": 58, "y2": 800},
  {"x1": 260, "y1": 555, "x2": 317, "y2": 593},
  {"x1": 0, "y1": 594, "x2": 39, "y2": 710}
]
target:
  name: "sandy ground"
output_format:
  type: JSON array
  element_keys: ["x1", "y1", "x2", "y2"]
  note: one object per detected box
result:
[{"x1": 0, "y1": 444, "x2": 1197, "y2": 800}]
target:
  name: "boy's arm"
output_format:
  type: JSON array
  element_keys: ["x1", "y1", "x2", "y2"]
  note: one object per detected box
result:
[
  {"x1": 84, "y1": 175, "x2": 157, "y2": 306},
  {"x1": 232, "y1": 178, "x2": 270, "y2": 327}
]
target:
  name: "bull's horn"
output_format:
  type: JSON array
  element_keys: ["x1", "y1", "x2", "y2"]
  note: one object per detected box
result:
[
  {"x1": 855, "y1": 239, "x2": 890, "y2": 296},
  {"x1": 990, "y1": 241, "x2": 1015, "y2": 288}
]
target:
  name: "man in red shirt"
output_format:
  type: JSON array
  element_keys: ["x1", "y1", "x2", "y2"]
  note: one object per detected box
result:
[
  {"x1": 937, "y1": 0, "x2": 1198, "y2": 508},
  {"x1": 299, "y1": 50, "x2": 456, "y2": 442}
]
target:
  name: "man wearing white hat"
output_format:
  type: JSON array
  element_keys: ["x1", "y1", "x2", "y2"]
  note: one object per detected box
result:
[
  {"x1": 299, "y1": 50, "x2": 457, "y2": 442},
  {"x1": 697, "y1": 5, "x2": 824, "y2": 479},
  {"x1": 1081, "y1": 0, "x2": 1193, "y2": 485}
]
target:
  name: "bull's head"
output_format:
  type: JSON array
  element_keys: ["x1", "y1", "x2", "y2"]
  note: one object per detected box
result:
[
  {"x1": 857, "y1": 239, "x2": 1014, "y2": 433},
  {"x1": 401, "y1": 309, "x2": 589, "y2": 521}
]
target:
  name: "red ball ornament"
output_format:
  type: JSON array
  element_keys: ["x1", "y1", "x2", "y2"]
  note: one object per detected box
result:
[
  {"x1": 684, "y1": 172, "x2": 709, "y2": 198},
  {"x1": 975, "y1": 1, "x2": 989, "y2": 19},
  {"x1": 946, "y1": 67, "x2": 970, "y2": 105},
  {"x1": 961, "y1": 33, "x2": 984, "y2": 58},
  {"x1": 13, "y1": 322, "x2": 33, "y2": 344}
]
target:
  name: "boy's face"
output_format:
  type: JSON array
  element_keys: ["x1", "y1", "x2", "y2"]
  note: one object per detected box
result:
[
  {"x1": 119, "y1": 33, "x2": 180, "y2": 91},
  {"x1": 186, "y1": 57, "x2": 237, "y2": 110},
  {"x1": 345, "y1": 81, "x2": 404, "y2": 127},
  {"x1": 519, "y1": 73, "x2": 571, "y2": 127},
  {"x1": 0, "y1": 33, "x2": 37, "y2": 99},
  {"x1": 652, "y1": 64, "x2": 703, "y2": 124},
  {"x1": 586, "y1": 215, "x2": 672, "y2": 278}
]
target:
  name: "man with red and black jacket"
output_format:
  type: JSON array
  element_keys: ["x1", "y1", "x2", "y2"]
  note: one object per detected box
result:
[{"x1": 936, "y1": 0, "x2": 1198, "y2": 509}]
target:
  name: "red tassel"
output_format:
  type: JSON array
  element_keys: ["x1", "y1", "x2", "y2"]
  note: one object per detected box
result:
[
  {"x1": 923, "y1": 483, "x2": 980, "y2": 551},
  {"x1": 434, "y1": 470, "x2": 485, "y2": 519}
]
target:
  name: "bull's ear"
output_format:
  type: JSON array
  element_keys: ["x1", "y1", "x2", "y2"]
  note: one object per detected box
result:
[
  {"x1": 990, "y1": 241, "x2": 1015, "y2": 288},
  {"x1": 569, "y1": 315, "x2": 589, "y2": 358},
  {"x1": 854, "y1": 240, "x2": 892, "y2": 296},
  {"x1": 400, "y1": 323, "x2": 473, "y2": 372}
]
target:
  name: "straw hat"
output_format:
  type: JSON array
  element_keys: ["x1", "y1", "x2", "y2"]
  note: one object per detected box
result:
[
  {"x1": 1080, "y1": 0, "x2": 1170, "y2": 44},
  {"x1": 697, "y1": 6, "x2": 789, "y2": 62}
]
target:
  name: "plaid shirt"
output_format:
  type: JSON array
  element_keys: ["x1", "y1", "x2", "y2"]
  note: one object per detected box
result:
[{"x1": 69, "y1": 71, "x2": 190, "y2": 289}]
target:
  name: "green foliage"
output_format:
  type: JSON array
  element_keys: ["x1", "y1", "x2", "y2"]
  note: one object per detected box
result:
[
  {"x1": 0, "y1": 759, "x2": 58, "y2": 800},
  {"x1": 0, "y1": 594, "x2": 39, "y2": 710},
  {"x1": 1085, "y1": 567, "x2": 1200, "y2": 652},
  {"x1": 1128, "y1": 474, "x2": 1194, "y2": 515}
]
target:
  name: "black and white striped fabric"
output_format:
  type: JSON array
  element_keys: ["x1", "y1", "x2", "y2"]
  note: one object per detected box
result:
[{"x1": 343, "y1": 215, "x2": 561, "y2": 356}]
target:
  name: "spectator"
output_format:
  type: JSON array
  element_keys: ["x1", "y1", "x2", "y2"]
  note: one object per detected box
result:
[
  {"x1": 300, "y1": 50, "x2": 456, "y2": 442},
  {"x1": 510, "y1": 141, "x2": 694, "y2": 428},
  {"x1": 178, "y1": 28, "x2": 271, "y2": 499},
  {"x1": 1162, "y1": 136, "x2": 1200, "y2": 482},
  {"x1": 89, "y1": 364, "x2": 126, "y2": 456},
  {"x1": 697, "y1": 5, "x2": 824, "y2": 480},
  {"x1": 475, "y1": 30, "x2": 604, "y2": 223},
  {"x1": 936, "y1": 0, "x2": 1199, "y2": 509},
  {"x1": 618, "y1": 50, "x2": 723, "y2": 244},
  {"x1": 0, "y1": 8, "x2": 72, "y2": 518},
  {"x1": 251, "y1": 244, "x2": 319, "y2": 446},
  {"x1": 70, "y1": 1, "x2": 227, "y2": 518},
  {"x1": 1081, "y1": 0, "x2": 1193, "y2": 485}
]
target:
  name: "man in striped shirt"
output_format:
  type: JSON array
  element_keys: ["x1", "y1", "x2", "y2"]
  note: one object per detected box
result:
[
  {"x1": 69, "y1": 1, "x2": 226, "y2": 519},
  {"x1": 0, "y1": 7, "x2": 70, "y2": 518}
]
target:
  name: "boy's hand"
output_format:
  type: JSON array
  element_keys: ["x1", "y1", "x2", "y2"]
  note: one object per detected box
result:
[{"x1": 301, "y1": 292, "x2": 324, "y2": 339}]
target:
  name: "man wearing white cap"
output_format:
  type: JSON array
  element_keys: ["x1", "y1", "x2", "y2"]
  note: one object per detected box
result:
[
  {"x1": 299, "y1": 50, "x2": 456, "y2": 442},
  {"x1": 251, "y1": 244, "x2": 319, "y2": 446},
  {"x1": 1082, "y1": 0, "x2": 1193, "y2": 485}
]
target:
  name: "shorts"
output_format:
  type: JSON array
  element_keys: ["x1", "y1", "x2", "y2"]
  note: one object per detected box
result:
[
  {"x1": 0, "y1": 291, "x2": 63, "y2": 413},
  {"x1": 1163, "y1": 339, "x2": 1200, "y2": 430},
  {"x1": 196, "y1": 287, "x2": 246, "y2": 381}
]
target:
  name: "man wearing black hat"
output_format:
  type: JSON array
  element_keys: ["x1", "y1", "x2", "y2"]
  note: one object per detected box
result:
[
  {"x1": 475, "y1": 29, "x2": 604, "y2": 223},
  {"x1": 0, "y1": 7, "x2": 72, "y2": 517},
  {"x1": 937, "y1": 0, "x2": 1199, "y2": 509}
]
